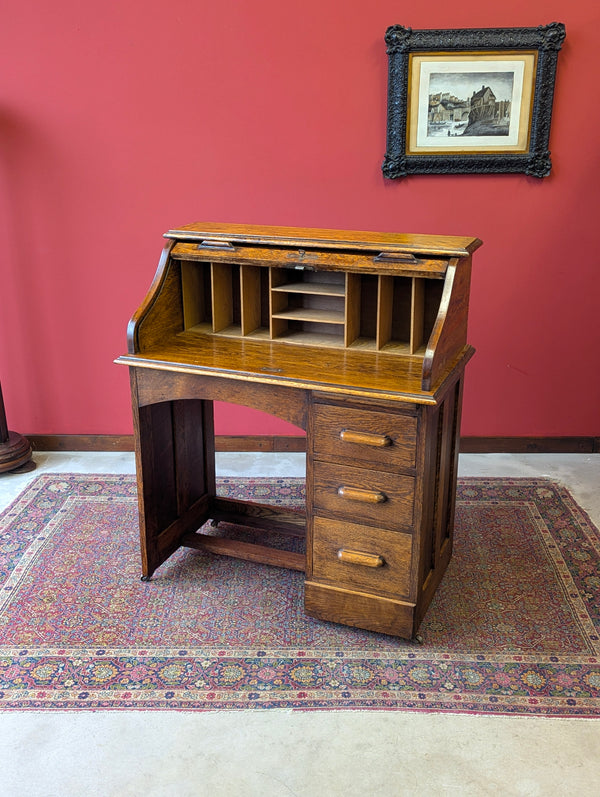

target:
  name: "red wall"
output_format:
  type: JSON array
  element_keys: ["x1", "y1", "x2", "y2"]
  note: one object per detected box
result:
[{"x1": 1, "y1": 1, "x2": 599, "y2": 438}]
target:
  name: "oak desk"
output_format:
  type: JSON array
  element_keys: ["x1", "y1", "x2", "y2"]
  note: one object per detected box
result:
[{"x1": 116, "y1": 223, "x2": 481, "y2": 638}]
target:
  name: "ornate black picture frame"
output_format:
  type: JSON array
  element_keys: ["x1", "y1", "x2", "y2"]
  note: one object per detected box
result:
[{"x1": 382, "y1": 23, "x2": 565, "y2": 179}]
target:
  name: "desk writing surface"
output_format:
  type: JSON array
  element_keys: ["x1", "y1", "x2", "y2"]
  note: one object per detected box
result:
[{"x1": 117, "y1": 329, "x2": 474, "y2": 404}]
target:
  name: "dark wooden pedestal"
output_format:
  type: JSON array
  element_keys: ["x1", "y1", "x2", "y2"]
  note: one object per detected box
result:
[{"x1": 0, "y1": 382, "x2": 35, "y2": 474}]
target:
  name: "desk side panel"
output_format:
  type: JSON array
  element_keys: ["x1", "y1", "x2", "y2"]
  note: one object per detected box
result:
[
  {"x1": 127, "y1": 241, "x2": 184, "y2": 354},
  {"x1": 422, "y1": 256, "x2": 472, "y2": 391},
  {"x1": 130, "y1": 369, "x2": 216, "y2": 578}
]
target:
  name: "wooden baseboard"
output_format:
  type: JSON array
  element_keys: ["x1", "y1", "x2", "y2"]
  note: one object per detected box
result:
[
  {"x1": 26, "y1": 434, "x2": 307, "y2": 453},
  {"x1": 26, "y1": 434, "x2": 600, "y2": 454},
  {"x1": 28, "y1": 435, "x2": 136, "y2": 452},
  {"x1": 460, "y1": 437, "x2": 600, "y2": 454}
]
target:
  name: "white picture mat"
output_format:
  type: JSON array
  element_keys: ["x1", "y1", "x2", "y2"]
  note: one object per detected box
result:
[{"x1": 414, "y1": 58, "x2": 529, "y2": 150}]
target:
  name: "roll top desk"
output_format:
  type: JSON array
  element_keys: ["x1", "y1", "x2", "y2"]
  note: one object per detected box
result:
[{"x1": 116, "y1": 222, "x2": 482, "y2": 638}]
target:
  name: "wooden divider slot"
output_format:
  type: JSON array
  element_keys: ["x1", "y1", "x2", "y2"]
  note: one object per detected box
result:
[
  {"x1": 411, "y1": 278, "x2": 425, "y2": 354},
  {"x1": 376, "y1": 275, "x2": 393, "y2": 350},
  {"x1": 211, "y1": 263, "x2": 238, "y2": 332},
  {"x1": 345, "y1": 273, "x2": 361, "y2": 347},
  {"x1": 240, "y1": 265, "x2": 262, "y2": 335},
  {"x1": 181, "y1": 261, "x2": 210, "y2": 330}
]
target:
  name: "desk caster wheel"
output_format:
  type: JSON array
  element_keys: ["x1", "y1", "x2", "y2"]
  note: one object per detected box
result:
[
  {"x1": 210, "y1": 519, "x2": 220, "y2": 528},
  {"x1": 412, "y1": 633, "x2": 424, "y2": 645},
  {"x1": 140, "y1": 575, "x2": 152, "y2": 582}
]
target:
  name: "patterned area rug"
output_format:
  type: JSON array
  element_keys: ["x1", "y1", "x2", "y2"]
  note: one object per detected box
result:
[{"x1": 0, "y1": 474, "x2": 599, "y2": 715}]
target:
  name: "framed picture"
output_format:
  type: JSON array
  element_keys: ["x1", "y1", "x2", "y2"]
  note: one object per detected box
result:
[{"x1": 382, "y1": 24, "x2": 565, "y2": 179}]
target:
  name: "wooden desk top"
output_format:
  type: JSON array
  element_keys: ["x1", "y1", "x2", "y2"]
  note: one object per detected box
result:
[{"x1": 165, "y1": 221, "x2": 482, "y2": 258}]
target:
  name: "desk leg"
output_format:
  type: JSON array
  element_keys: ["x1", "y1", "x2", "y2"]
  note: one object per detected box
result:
[{"x1": 131, "y1": 385, "x2": 216, "y2": 579}]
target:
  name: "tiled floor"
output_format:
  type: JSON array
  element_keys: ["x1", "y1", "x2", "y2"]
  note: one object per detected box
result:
[{"x1": 0, "y1": 452, "x2": 599, "y2": 796}]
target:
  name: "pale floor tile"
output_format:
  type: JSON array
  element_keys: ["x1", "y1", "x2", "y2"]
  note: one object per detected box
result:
[{"x1": 0, "y1": 452, "x2": 599, "y2": 797}]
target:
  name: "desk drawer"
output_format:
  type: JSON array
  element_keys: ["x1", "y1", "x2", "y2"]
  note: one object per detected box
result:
[
  {"x1": 313, "y1": 404, "x2": 417, "y2": 470},
  {"x1": 313, "y1": 461, "x2": 414, "y2": 531},
  {"x1": 312, "y1": 517, "x2": 413, "y2": 598}
]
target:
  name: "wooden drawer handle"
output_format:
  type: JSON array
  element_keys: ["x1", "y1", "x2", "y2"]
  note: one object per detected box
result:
[
  {"x1": 337, "y1": 485, "x2": 387, "y2": 503},
  {"x1": 339, "y1": 429, "x2": 392, "y2": 447},
  {"x1": 337, "y1": 548, "x2": 385, "y2": 568}
]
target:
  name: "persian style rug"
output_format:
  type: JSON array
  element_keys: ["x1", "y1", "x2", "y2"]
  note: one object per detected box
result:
[{"x1": 0, "y1": 474, "x2": 599, "y2": 716}]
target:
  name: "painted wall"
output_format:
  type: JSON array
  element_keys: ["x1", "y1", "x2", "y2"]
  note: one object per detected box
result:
[{"x1": 1, "y1": 1, "x2": 598, "y2": 438}]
